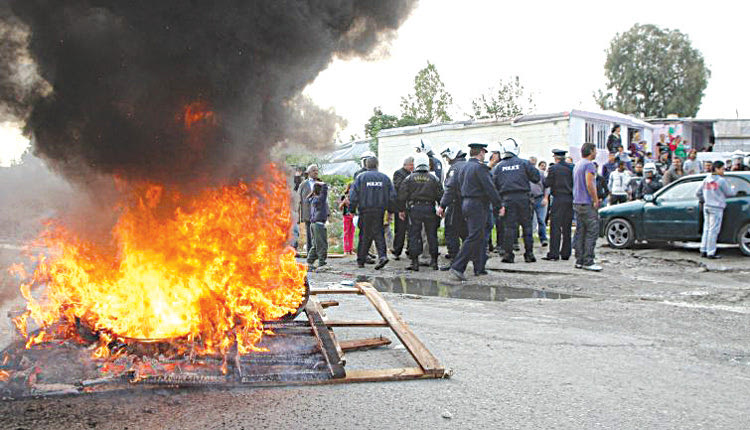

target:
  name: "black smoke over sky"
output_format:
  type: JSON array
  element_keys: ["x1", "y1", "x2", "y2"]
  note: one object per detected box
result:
[{"x1": 0, "y1": 1, "x2": 417, "y2": 186}]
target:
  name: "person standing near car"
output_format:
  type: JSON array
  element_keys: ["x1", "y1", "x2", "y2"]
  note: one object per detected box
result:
[
  {"x1": 573, "y1": 143, "x2": 602, "y2": 271},
  {"x1": 696, "y1": 161, "x2": 735, "y2": 259},
  {"x1": 543, "y1": 149, "x2": 574, "y2": 261}
]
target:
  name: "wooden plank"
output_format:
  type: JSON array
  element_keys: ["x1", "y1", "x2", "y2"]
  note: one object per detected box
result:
[
  {"x1": 305, "y1": 299, "x2": 346, "y2": 379},
  {"x1": 341, "y1": 367, "x2": 427, "y2": 382},
  {"x1": 339, "y1": 336, "x2": 392, "y2": 352},
  {"x1": 324, "y1": 320, "x2": 389, "y2": 327},
  {"x1": 310, "y1": 287, "x2": 362, "y2": 295},
  {"x1": 357, "y1": 283, "x2": 445, "y2": 376},
  {"x1": 319, "y1": 300, "x2": 339, "y2": 309}
]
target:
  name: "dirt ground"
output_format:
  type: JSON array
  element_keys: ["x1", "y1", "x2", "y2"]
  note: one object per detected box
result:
[{"x1": 1, "y1": 239, "x2": 749, "y2": 429}]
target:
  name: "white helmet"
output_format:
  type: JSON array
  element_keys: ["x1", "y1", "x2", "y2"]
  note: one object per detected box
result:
[
  {"x1": 414, "y1": 138, "x2": 432, "y2": 154},
  {"x1": 487, "y1": 141, "x2": 503, "y2": 155},
  {"x1": 440, "y1": 143, "x2": 463, "y2": 161},
  {"x1": 501, "y1": 137, "x2": 521, "y2": 158},
  {"x1": 414, "y1": 153, "x2": 430, "y2": 172},
  {"x1": 359, "y1": 150, "x2": 376, "y2": 167},
  {"x1": 644, "y1": 162, "x2": 657, "y2": 173},
  {"x1": 731, "y1": 150, "x2": 745, "y2": 160}
]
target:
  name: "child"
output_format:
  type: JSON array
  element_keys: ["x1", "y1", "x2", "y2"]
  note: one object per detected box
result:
[
  {"x1": 307, "y1": 181, "x2": 329, "y2": 269},
  {"x1": 339, "y1": 183, "x2": 355, "y2": 254}
]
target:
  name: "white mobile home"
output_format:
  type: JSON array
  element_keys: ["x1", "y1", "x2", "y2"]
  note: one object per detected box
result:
[{"x1": 378, "y1": 109, "x2": 656, "y2": 177}]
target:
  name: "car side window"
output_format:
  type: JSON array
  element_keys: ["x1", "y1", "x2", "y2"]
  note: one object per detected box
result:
[
  {"x1": 658, "y1": 180, "x2": 702, "y2": 202},
  {"x1": 727, "y1": 177, "x2": 750, "y2": 197}
]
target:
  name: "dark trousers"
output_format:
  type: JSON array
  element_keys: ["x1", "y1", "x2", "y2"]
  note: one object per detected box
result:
[
  {"x1": 408, "y1": 205, "x2": 439, "y2": 259},
  {"x1": 494, "y1": 207, "x2": 504, "y2": 249},
  {"x1": 503, "y1": 195, "x2": 533, "y2": 257},
  {"x1": 610, "y1": 194, "x2": 627, "y2": 205},
  {"x1": 357, "y1": 210, "x2": 387, "y2": 264},
  {"x1": 444, "y1": 204, "x2": 467, "y2": 258},
  {"x1": 304, "y1": 221, "x2": 312, "y2": 252},
  {"x1": 451, "y1": 199, "x2": 489, "y2": 274},
  {"x1": 574, "y1": 204, "x2": 599, "y2": 266},
  {"x1": 392, "y1": 214, "x2": 408, "y2": 256},
  {"x1": 547, "y1": 196, "x2": 573, "y2": 259}
]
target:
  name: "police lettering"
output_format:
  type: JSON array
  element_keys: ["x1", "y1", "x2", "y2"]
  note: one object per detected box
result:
[
  {"x1": 501, "y1": 165, "x2": 520, "y2": 172},
  {"x1": 366, "y1": 181, "x2": 383, "y2": 187}
]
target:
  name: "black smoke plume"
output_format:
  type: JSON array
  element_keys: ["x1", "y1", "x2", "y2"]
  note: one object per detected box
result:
[{"x1": 0, "y1": 1, "x2": 417, "y2": 186}]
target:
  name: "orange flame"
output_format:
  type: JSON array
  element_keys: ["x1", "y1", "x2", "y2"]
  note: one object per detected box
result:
[{"x1": 14, "y1": 165, "x2": 306, "y2": 358}]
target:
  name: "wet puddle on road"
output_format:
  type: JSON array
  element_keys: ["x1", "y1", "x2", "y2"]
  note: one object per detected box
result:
[{"x1": 355, "y1": 276, "x2": 585, "y2": 302}]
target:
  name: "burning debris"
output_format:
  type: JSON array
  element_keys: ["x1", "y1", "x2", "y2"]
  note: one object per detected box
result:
[{"x1": 0, "y1": 1, "x2": 424, "y2": 396}]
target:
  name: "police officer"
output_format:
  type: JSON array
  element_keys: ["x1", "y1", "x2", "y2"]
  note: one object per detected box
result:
[
  {"x1": 442, "y1": 143, "x2": 503, "y2": 281},
  {"x1": 353, "y1": 150, "x2": 376, "y2": 179},
  {"x1": 349, "y1": 156, "x2": 396, "y2": 270},
  {"x1": 415, "y1": 139, "x2": 443, "y2": 182},
  {"x1": 352, "y1": 150, "x2": 377, "y2": 263},
  {"x1": 390, "y1": 156, "x2": 414, "y2": 260},
  {"x1": 438, "y1": 143, "x2": 468, "y2": 264},
  {"x1": 542, "y1": 149, "x2": 574, "y2": 261},
  {"x1": 398, "y1": 154, "x2": 443, "y2": 271},
  {"x1": 492, "y1": 138, "x2": 540, "y2": 263}
]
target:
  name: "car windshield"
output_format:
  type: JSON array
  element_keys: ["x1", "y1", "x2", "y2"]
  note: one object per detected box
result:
[
  {"x1": 657, "y1": 180, "x2": 702, "y2": 202},
  {"x1": 727, "y1": 176, "x2": 750, "y2": 196}
]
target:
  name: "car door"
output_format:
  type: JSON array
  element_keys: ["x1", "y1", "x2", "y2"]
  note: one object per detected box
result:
[
  {"x1": 718, "y1": 176, "x2": 750, "y2": 242},
  {"x1": 643, "y1": 179, "x2": 703, "y2": 240}
]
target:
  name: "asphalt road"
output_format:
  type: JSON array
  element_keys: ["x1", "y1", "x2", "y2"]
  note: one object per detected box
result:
[{"x1": 1, "y1": 241, "x2": 749, "y2": 429}]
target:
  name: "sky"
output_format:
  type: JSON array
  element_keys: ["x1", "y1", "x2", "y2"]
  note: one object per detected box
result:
[
  {"x1": 2, "y1": 0, "x2": 749, "y2": 165},
  {"x1": 304, "y1": 0, "x2": 750, "y2": 141}
]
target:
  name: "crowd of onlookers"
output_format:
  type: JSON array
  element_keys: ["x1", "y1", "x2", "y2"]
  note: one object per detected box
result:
[{"x1": 597, "y1": 125, "x2": 749, "y2": 207}]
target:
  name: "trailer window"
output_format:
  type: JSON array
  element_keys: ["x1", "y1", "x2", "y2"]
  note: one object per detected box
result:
[{"x1": 585, "y1": 121, "x2": 609, "y2": 150}]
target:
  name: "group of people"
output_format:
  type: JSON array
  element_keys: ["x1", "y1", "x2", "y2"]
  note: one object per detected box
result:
[
  {"x1": 297, "y1": 138, "x2": 605, "y2": 279},
  {"x1": 296, "y1": 129, "x2": 746, "y2": 275},
  {"x1": 598, "y1": 125, "x2": 749, "y2": 207}
]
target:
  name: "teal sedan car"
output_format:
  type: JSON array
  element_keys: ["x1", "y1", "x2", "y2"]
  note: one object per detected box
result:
[{"x1": 599, "y1": 172, "x2": 750, "y2": 256}]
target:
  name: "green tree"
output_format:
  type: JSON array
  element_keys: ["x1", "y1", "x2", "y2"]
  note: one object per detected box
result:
[
  {"x1": 469, "y1": 76, "x2": 535, "y2": 120},
  {"x1": 399, "y1": 62, "x2": 453, "y2": 124},
  {"x1": 595, "y1": 24, "x2": 710, "y2": 117},
  {"x1": 364, "y1": 107, "x2": 399, "y2": 138}
]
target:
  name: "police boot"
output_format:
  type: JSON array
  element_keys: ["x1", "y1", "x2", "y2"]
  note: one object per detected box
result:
[
  {"x1": 430, "y1": 257, "x2": 438, "y2": 270},
  {"x1": 524, "y1": 252, "x2": 536, "y2": 263},
  {"x1": 406, "y1": 257, "x2": 419, "y2": 271}
]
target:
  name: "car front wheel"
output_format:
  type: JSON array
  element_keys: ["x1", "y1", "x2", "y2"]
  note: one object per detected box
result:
[
  {"x1": 606, "y1": 218, "x2": 635, "y2": 249},
  {"x1": 737, "y1": 223, "x2": 750, "y2": 256}
]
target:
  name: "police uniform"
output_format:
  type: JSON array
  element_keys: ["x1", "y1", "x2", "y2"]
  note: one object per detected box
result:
[
  {"x1": 398, "y1": 169, "x2": 443, "y2": 270},
  {"x1": 450, "y1": 144, "x2": 503, "y2": 279},
  {"x1": 439, "y1": 154, "x2": 468, "y2": 259},
  {"x1": 391, "y1": 166, "x2": 412, "y2": 258},
  {"x1": 428, "y1": 153, "x2": 444, "y2": 183},
  {"x1": 349, "y1": 168, "x2": 396, "y2": 268},
  {"x1": 543, "y1": 150, "x2": 574, "y2": 260},
  {"x1": 492, "y1": 154, "x2": 540, "y2": 262}
]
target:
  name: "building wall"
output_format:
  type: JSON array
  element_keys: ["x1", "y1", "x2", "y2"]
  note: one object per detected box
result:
[
  {"x1": 377, "y1": 119, "x2": 569, "y2": 178},
  {"x1": 713, "y1": 120, "x2": 750, "y2": 152}
]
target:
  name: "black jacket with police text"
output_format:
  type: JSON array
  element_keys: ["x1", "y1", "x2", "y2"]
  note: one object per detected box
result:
[
  {"x1": 491, "y1": 155, "x2": 540, "y2": 196},
  {"x1": 349, "y1": 169, "x2": 396, "y2": 214},
  {"x1": 397, "y1": 170, "x2": 443, "y2": 209}
]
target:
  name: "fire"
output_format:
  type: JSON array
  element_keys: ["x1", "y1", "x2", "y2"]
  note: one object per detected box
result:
[{"x1": 13, "y1": 165, "x2": 307, "y2": 358}]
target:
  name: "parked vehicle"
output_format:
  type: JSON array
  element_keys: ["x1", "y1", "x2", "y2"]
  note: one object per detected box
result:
[{"x1": 599, "y1": 172, "x2": 750, "y2": 256}]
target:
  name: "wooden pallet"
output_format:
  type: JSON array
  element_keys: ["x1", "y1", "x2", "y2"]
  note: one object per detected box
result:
[
  {"x1": 0, "y1": 282, "x2": 448, "y2": 398},
  {"x1": 303, "y1": 282, "x2": 449, "y2": 385}
]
